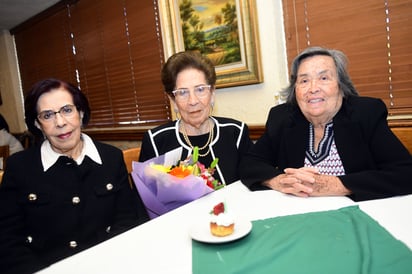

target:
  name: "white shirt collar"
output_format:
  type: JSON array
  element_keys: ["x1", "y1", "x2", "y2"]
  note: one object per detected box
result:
[{"x1": 41, "y1": 133, "x2": 102, "y2": 171}]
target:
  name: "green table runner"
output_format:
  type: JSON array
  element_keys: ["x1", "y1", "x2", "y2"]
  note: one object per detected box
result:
[{"x1": 192, "y1": 206, "x2": 412, "y2": 274}]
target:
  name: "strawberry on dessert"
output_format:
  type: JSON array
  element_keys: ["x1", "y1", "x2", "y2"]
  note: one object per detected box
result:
[{"x1": 210, "y1": 202, "x2": 235, "y2": 237}]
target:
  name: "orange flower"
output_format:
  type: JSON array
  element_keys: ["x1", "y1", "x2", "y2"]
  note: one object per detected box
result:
[{"x1": 168, "y1": 166, "x2": 192, "y2": 178}]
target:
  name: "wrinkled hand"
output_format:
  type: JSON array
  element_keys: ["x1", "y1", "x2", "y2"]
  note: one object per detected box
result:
[{"x1": 263, "y1": 167, "x2": 351, "y2": 197}]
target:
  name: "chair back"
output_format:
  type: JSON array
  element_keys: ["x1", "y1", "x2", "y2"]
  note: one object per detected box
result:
[
  {"x1": 0, "y1": 145, "x2": 10, "y2": 170},
  {"x1": 391, "y1": 127, "x2": 412, "y2": 155},
  {"x1": 122, "y1": 147, "x2": 141, "y2": 174},
  {"x1": 122, "y1": 147, "x2": 141, "y2": 188}
]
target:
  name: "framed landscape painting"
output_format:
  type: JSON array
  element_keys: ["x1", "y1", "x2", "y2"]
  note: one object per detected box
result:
[{"x1": 158, "y1": 0, "x2": 262, "y2": 88}]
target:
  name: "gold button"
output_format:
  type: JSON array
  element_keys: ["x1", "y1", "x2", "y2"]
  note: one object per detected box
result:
[
  {"x1": 106, "y1": 183, "x2": 113, "y2": 191},
  {"x1": 69, "y1": 241, "x2": 77, "y2": 248},
  {"x1": 26, "y1": 236, "x2": 33, "y2": 243},
  {"x1": 28, "y1": 193, "x2": 37, "y2": 201},
  {"x1": 72, "y1": 196, "x2": 80, "y2": 204}
]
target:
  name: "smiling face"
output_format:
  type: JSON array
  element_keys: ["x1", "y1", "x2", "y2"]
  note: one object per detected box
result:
[
  {"x1": 295, "y1": 55, "x2": 343, "y2": 125},
  {"x1": 36, "y1": 87, "x2": 83, "y2": 158},
  {"x1": 173, "y1": 68, "x2": 214, "y2": 130}
]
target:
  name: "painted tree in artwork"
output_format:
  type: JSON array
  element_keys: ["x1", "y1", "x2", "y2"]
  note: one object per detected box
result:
[
  {"x1": 179, "y1": 0, "x2": 241, "y2": 65},
  {"x1": 220, "y1": 2, "x2": 240, "y2": 63},
  {"x1": 180, "y1": 0, "x2": 206, "y2": 52}
]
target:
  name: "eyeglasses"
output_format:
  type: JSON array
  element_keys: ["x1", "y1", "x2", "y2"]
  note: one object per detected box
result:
[
  {"x1": 37, "y1": 104, "x2": 77, "y2": 122},
  {"x1": 172, "y1": 85, "x2": 212, "y2": 100}
]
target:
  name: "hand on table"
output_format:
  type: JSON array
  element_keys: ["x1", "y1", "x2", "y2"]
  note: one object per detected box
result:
[{"x1": 263, "y1": 167, "x2": 351, "y2": 197}]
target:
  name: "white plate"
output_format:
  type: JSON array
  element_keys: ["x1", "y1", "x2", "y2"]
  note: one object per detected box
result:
[{"x1": 189, "y1": 219, "x2": 252, "y2": 244}]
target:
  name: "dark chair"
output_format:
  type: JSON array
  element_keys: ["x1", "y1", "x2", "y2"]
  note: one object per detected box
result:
[
  {"x1": 0, "y1": 145, "x2": 10, "y2": 170},
  {"x1": 18, "y1": 131, "x2": 36, "y2": 149}
]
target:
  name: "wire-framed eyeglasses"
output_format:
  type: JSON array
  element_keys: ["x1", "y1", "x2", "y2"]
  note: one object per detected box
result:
[
  {"x1": 172, "y1": 85, "x2": 212, "y2": 100},
  {"x1": 37, "y1": 104, "x2": 77, "y2": 122}
]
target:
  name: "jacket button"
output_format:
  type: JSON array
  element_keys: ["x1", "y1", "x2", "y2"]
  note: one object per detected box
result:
[
  {"x1": 26, "y1": 236, "x2": 33, "y2": 243},
  {"x1": 72, "y1": 196, "x2": 80, "y2": 204},
  {"x1": 69, "y1": 241, "x2": 77, "y2": 248},
  {"x1": 106, "y1": 183, "x2": 113, "y2": 190},
  {"x1": 28, "y1": 193, "x2": 37, "y2": 201}
]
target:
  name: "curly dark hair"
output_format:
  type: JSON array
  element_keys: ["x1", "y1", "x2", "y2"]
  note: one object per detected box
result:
[
  {"x1": 24, "y1": 78, "x2": 91, "y2": 138},
  {"x1": 161, "y1": 51, "x2": 216, "y2": 98}
]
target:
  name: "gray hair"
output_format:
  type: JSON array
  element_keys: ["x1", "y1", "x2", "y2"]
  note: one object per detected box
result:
[{"x1": 281, "y1": 46, "x2": 359, "y2": 105}]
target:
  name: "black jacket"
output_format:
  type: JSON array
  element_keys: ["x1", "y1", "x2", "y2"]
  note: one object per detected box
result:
[
  {"x1": 139, "y1": 116, "x2": 252, "y2": 185},
  {"x1": 0, "y1": 140, "x2": 149, "y2": 273},
  {"x1": 240, "y1": 96, "x2": 412, "y2": 201}
]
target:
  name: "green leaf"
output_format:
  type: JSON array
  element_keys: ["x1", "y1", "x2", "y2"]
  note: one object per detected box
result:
[
  {"x1": 192, "y1": 146, "x2": 199, "y2": 163},
  {"x1": 210, "y1": 157, "x2": 219, "y2": 169}
]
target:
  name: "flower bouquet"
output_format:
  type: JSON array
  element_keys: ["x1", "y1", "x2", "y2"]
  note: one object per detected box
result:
[{"x1": 131, "y1": 147, "x2": 224, "y2": 219}]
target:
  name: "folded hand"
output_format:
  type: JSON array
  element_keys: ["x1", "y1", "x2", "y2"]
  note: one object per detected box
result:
[{"x1": 264, "y1": 167, "x2": 351, "y2": 197}]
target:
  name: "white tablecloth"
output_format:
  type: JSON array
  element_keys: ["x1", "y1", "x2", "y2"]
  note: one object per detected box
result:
[{"x1": 39, "y1": 182, "x2": 412, "y2": 274}]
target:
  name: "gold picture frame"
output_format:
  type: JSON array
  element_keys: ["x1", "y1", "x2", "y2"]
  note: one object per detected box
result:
[{"x1": 158, "y1": 0, "x2": 263, "y2": 88}]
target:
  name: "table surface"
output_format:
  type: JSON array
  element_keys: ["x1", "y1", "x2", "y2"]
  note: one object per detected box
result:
[{"x1": 39, "y1": 181, "x2": 412, "y2": 274}]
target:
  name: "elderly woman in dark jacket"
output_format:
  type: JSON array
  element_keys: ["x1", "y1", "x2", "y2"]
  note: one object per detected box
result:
[
  {"x1": 240, "y1": 46, "x2": 412, "y2": 201},
  {"x1": 0, "y1": 78, "x2": 149, "y2": 273}
]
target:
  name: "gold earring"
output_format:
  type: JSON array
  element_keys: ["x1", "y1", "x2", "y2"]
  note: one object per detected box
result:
[
  {"x1": 209, "y1": 103, "x2": 214, "y2": 115},
  {"x1": 175, "y1": 109, "x2": 181, "y2": 120}
]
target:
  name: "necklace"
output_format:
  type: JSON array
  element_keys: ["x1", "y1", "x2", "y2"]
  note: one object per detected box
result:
[{"x1": 181, "y1": 119, "x2": 214, "y2": 157}]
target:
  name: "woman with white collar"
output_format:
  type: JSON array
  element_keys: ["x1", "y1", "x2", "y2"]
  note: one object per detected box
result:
[{"x1": 0, "y1": 78, "x2": 149, "y2": 274}]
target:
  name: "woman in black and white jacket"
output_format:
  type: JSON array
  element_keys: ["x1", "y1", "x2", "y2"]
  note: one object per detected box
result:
[
  {"x1": 140, "y1": 116, "x2": 251, "y2": 185},
  {"x1": 139, "y1": 51, "x2": 252, "y2": 185}
]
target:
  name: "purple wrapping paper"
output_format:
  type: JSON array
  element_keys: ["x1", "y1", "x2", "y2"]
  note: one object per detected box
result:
[{"x1": 131, "y1": 153, "x2": 214, "y2": 219}]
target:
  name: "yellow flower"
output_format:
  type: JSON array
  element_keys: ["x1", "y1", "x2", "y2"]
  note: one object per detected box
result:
[{"x1": 150, "y1": 163, "x2": 171, "y2": 173}]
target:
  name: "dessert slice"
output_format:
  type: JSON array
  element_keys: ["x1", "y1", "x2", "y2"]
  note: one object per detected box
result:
[{"x1": 210, "y1": 202, "x2": 235, "y2": 237}]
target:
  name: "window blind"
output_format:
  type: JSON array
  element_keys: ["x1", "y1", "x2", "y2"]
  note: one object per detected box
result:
[
  {"x1": 282, "y1": 0, "x2": 412, "y2": 116},
  {"x1": 13, "y1": 0, "x2": 171, "y2": 129}
]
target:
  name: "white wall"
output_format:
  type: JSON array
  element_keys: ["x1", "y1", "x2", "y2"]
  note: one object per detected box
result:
[
  {"x1": 0, "y1": 30, "x2": 26, "y2": 133},
  {"x1": 213, "y1": 0, "x2": 288, "y2": 125},
  {"x1": 0, "y1": 0, "x2": 288, "y2": 133}
]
